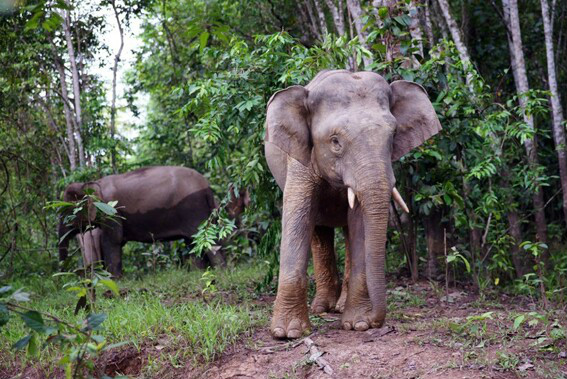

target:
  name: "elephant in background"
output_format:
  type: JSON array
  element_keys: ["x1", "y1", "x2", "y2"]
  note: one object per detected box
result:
[
  {"x1": 264, "y1": 69, "x2": 441, "y2": 338},
  {"x1": 58, "y1": 166, "x2": 246, "y2": 277}
]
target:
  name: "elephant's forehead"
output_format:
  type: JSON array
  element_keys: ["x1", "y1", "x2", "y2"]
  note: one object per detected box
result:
[{"x1": 306, "y1": 71, "x2": 390, "y2": 110}]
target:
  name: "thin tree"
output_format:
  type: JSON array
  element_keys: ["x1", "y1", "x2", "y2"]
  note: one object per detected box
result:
[
  {"x1": 541, "y1": 0, "x2": 567, "y2": 226},
  {"x1": 503, "y1": 0, "x2": 548, "y2": 247},
  {"x1": 313, "y1": 0, "x2": 329, "y2": 36},
  {"x1": 62, "y1": 3, "x2": 85, "y2": 167},
  {"x1": 436, "y1": 0, "x2": 473, "y2": 86},
  {"x1": 110, "y1": 0, "x2": 125, "y2": 174},
  {"x1": 325, "y1": 0, "x2": 346, "y2": 36},
  {"x1": 346, "y1": 0, "x2": 373, "y2": 68},
  {"x1": 305, "y1": 0, "x2": 323, "y2": 40}
]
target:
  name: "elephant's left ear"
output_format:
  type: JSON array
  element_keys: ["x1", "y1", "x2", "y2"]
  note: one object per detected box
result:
[{"x1": 389, "y1": 80, "x2": 442, "y2": 161}]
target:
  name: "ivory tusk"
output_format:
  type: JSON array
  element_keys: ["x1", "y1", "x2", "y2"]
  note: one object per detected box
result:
[
  {"x1": 392, "y1": 187, "x2": 410, "y2": 213},
  {"x1": 347, "y1": 187, "x2": 356, "y2": 209}
]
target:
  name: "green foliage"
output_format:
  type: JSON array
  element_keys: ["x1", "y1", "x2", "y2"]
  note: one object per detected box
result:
[{"x1": 0, "y1": 284, "x2": 124, "y2": 379}]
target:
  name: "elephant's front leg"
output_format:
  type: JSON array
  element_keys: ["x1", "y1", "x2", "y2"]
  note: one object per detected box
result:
[
  {"x1": 311, "y1": 226, "x2": 340, "y2": 314},
  {"x1": 272, "y1": 158, "x2": 319, "y2": 339}
]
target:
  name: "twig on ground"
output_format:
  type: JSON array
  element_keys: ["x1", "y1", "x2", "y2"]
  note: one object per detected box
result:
[{"x1": 303, "y1": 337, "x2": 333, "y2": 375}]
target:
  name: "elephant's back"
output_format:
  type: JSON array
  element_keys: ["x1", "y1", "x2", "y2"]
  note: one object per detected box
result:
[{"x1": 100, "y1": 166, "x2": 211, "y2": 214}]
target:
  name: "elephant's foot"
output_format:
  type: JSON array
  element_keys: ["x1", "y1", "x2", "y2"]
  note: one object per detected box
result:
[
  {"x1": 271, "y1": 280, "x2": 311, "y2": 339},
  {"x1": 311, "y1": 287, "x2": 339, "y2": 314},
  {"x1": 341, "y1": 277, "x2": 383, "y2": 331}
]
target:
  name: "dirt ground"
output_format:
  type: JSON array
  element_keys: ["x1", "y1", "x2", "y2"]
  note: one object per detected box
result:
[
  {"x1": 111, "y1": 281, "x2": 566, "y2": 379},
  {"x1": 3, "y1": 280, "x2": 566, "y2": 379},
  {"x1": 186, "y1": 284, "x2": 565, "y2": 379}
]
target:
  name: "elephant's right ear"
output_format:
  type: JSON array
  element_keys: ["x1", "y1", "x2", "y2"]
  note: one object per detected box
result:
[{"x1": 265, "y1": 85, "x2": 311, "y2": 167}]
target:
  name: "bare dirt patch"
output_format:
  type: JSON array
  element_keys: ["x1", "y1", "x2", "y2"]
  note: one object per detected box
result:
[{"x1": 186, "y1": 281, "x2": 566, "y2": 379}]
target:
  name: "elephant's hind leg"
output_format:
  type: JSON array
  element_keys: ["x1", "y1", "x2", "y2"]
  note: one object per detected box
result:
[{"x1": 311, "y1": 226, "x2": 340, "y2": 314}]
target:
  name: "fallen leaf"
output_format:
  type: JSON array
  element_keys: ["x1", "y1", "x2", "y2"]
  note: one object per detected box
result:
[{"x1": 518, "y1": 362, "x2": 534, "y2": 372}]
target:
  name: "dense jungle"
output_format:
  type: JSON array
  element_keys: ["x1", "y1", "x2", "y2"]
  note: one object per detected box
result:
[{"x1": 0, "y1": 0, "x2": 566, "y2": 378}]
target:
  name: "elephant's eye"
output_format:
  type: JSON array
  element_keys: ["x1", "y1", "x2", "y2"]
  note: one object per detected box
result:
[{"x1": 330, "y1": 136, "x2": 342, "y2": 152}]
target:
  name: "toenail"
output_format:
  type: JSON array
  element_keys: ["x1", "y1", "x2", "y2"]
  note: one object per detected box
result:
[
  {"x1": 354, "y1": 321, "x2": 369, "y2": 331},
  {"x1": 288, "y1": 329, "x2": 301, "y2": 339},
  {"x1": 273, "y1": 327, "x2": 286, "y2": 338},
  {"x1": 343, "y1": 322, "x2": 352, "y2": 330}
]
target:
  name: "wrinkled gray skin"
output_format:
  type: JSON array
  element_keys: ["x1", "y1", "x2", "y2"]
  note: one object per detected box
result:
[
  {"x1": 58, "y1": 166, "x2": 216, "y2": 277},
  {"x1": 264, "y1": 70, "x2": 441, "y2": 339}
]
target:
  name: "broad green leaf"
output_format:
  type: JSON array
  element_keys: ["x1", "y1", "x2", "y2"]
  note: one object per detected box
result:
[
  {"x1": 199, "y1": 31, "x2": 209, "y2": 54},
  {"x1": 13, "y1": 335, "x2": 32, "y2": 350},
  {"x1": 513, "y1": 315, "x2": 525, "y2": 331},
  {"x1": 85, "y1": 313, "x2": 107, "y2": 331},
  {"x1": 100, "y1": 279, "x2": 119, "y2": 296},
  {"x1": 94, "y1": 202, "x2": 117, "y2": 216},
  {"x1": 20, "y1": 311, "x2": 45, "y2": 333},
  {"x1": 27, "y1": 334, "x2": 38, "y2": 356},
  {"x1": 0, "y1": 286, "x2": 12, "y2": 294},
  {"x1": 11, "y1": 289, "x2": 30, "y2": 302}
]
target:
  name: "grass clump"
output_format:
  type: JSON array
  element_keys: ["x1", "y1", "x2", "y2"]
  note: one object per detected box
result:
[{"x1": 0, "y1": 263, "x2": 268, "y2": 373}]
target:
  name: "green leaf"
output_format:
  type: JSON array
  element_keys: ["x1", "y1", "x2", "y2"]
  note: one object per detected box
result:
[
  {"x1": 85, "y1": 313, "x2": 107, "y2": 331},
  {"x1": 14, "y1": 335, "x2": 32, "y2": 350},
  {"x1": 11, "y1": 288, "x2": 30, "y2": 302},
  {"x1": 0, "y1": 286, "x2": 12, "y2": 294},
  {"x1": 20, "y1": 311, "x2": 45, "y2": 333},
  {"x1": 103, "y1": 341, "x2": 130, "y2": 351},
  {"x1": 27, "y1": 334, "x2": 38, "y2": 356},
  {"x1": 93, "y1": 202, "x2": 117, "y2": 216},
  {"x1": 99, "y1": 279, "x2": 119, "y2": 296},
  {"x1": 199, "y1": 31, "x2": 210, "y2": 54},
  {"x1": 24, "y1": 10, "x2": 44, "y2": 31},
  {"x1": 0, "y1": 303, "x2": 10, "y2": 327},
  {"x1": 513, "y1": 315, "x2": 525, "y2": 331}
]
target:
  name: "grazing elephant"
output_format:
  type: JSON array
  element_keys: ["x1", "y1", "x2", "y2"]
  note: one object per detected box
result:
[
  {"x1": 264, "y1": 70, "x2": 441, "y2": 338},
  {"x1": 58, "y1": 166, "x2": 219, "y2": 277}
]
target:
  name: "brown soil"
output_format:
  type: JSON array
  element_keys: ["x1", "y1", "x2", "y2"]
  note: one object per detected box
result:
[
  {"x1": 181, "y1": 282, "x2": 566, "y2": 379},
  {"x1": 3, "y1": 281, "x2": 566, "y2": 379}
]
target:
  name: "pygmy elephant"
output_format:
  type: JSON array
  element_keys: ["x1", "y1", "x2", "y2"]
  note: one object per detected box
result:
[
  {"x1": 264, "y1": 70, "x2": 441, "y2": 338},
  {"x1": 58, "y1": 166, "x2": 220, "y2": 276}
]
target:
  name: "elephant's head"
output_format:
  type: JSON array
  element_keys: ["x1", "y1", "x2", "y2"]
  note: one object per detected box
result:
[
  {"x1": 58, "y1": 182, "x2": 100, "y2": 261},
  {"x1": 265, "y1": 70, "x2": 441, "y2": 326}
]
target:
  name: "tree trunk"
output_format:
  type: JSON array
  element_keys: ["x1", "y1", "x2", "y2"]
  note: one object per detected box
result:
[
  {"x1": 409, "y1": 0, "x2": 424, "y2": 59},
  {"x1": 53, "y1": 51, "x2": 77, "y2": 170},
  {"x1": 62, "y1": 5, "x2": 85, "y2": 167},
  {"x1": 298, "y1": 3, "x2": 318, "y2": 42},
  {"x1": 504, "y1": 0, "x2": 549, "y2": 249},
  {"x1": 436, "y1": 0, "x2": 473, "y2": 86},
  {"x1": 423, "y1": 208, "x2": 445, "y2": 280},
  {"x1": 110, "y1": 0, "x2": 124, "y2": 174},
  {"x1": 325, "y1": 0, "x2": 346, "y2": 36},
  {"x1": 346, "y1": 0, "x2": 374, "y2": 68},
  {"x1": 313, "y1": 0, "x2": 328, "y2": 36},
  {"x1": 423, "y1": 0, "x2": 435, "y2": 48},
  {"x1": 541, "y1": 0, "x2": 567, "y2": 227},
  {"x1": 305, "y1": 0, "x2": 323, "y2": 40}
]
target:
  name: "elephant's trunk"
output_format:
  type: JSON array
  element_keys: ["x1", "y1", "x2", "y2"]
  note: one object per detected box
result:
[
  {"x1": 355, "y1": 159, "x2": 392, "y2": 328},
  {"x1": 58, "y1": 218, "x2": 76, "y2": 262}
]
